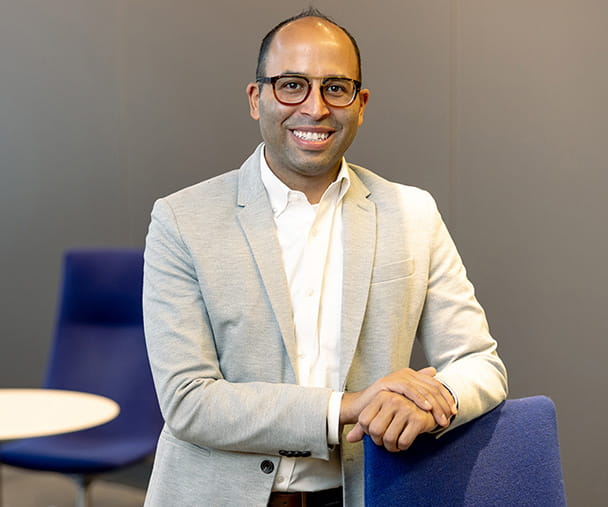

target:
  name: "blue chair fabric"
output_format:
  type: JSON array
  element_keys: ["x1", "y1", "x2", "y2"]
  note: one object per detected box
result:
[
  {"x1": 364, "y1": 396, "x2": 566, "y2": 506},
  {"x1": 0, "y1": 249, "x2": 164, "y2": 475}
]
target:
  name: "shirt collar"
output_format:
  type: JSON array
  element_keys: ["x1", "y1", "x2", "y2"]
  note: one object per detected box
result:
[{"x1": 260, "y1": 144, "x2": 351, "y2": 218}]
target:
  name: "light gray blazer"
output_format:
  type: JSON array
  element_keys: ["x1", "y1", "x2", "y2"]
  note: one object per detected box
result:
[{"x1": 142, "y1": 144, "x2": 507, "y2": 506}]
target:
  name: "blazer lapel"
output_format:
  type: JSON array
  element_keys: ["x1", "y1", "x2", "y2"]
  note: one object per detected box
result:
[
  {"x1": 340, "y1": 167, "x2": 376, "y2": 387},
  {"x1": 235, "y1": 148, "x2": 377, "y2": 387},
  {"x1": 235, "y1": 146, "x2": 299, "y2": 377}
]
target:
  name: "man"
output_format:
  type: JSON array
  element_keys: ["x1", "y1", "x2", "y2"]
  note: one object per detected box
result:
[{"x1": 143, "y1": 8, "x2": 507, "y2": 507}]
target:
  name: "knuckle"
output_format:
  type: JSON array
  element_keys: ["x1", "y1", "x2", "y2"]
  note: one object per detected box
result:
[
  {"x1": 385, "y1": 442, "x2": 399, "y2": 453},
  {"x1": 412, "y1": 411, "x2": 426, "y2": 424},
  {"x1": 376, "y1": 390, "x2": 389, "y2": 401},
  {"x1": 369, "y1": 428, "x2": 383, "y2": 441},
  {"x1": 372, "y1": 435, "x2": 384, "y2": 447},
  {"x1": 368, "y1": 420, "x2": 384, "y2": 439},
  {"x1": 386, "y1": 394, "x2": 402, "y2": 408},
  {"x1": 398, "y1": 434, "x2": 414, "y2": 450},
  {"x1": 357, "y1": 412, "x2": 372, "y2": 430},
  {"x1": 382, "y1": 432, "x2": 398, "y2": 450},
  {"x1": 384, "y1": 441, "x2": 397, "y2": 453},
  {"x1": 357, "y1": 417, "x2": 371, "y2": 431}
]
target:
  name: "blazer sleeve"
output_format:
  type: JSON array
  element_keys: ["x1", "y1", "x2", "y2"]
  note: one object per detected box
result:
[
  {"x1": 143, "y1": 198, "x2": 333, "y2": 459},
  {"x1": 416, "y1": 196, "x2": 508, "y2": 431}
]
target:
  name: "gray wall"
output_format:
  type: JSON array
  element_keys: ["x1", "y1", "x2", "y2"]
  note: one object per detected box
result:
[{"x1": 1, "y1": 1, "x2": 606, "y2": 504}]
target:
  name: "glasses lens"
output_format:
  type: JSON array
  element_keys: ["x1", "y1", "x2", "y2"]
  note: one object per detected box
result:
[
  {"x1": 322, "y1": 78, "x2": 357, "y2": 107},
  {"x1": 274, "y1": 76, "x2": 309, "y2": 104},
  {"x1": 272, "y1": 76, "x2": 359, "y2": 107}
]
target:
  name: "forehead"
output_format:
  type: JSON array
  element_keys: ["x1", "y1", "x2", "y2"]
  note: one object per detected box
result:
[{"x1": 265, "y1": 17, "x2": 359, "y2": 78}]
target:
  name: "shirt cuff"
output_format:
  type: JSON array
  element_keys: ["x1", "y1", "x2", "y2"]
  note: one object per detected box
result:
[{"x1": 327, "y1": 391, "x2": 343, "y2": 445}]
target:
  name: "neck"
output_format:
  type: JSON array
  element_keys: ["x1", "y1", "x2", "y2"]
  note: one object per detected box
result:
[
  {"x1": 272, "y1": 169, "x2": 338, "y2": 204},
  {"x1": 262, "y1": 147, "x2": 343, "y2": 204}
]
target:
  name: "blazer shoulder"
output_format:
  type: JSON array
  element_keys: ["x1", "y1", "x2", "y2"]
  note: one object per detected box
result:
[
  {"x1": 148, "y1": 169, "x2": 242, "y2": 238},
  {"x1": 161, "y1": 169, "x2": 240, "y2": 210},
  {"x1": 348, "y1": 163, "x2": 437, "y2": 212}
]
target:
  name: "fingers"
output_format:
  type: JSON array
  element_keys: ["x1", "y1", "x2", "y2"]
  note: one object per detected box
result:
[
  {"x1": 342, "y1": 367, "x2": 458, "y2": 446},
  {"x1": 418, "y1": 366, "x2": 437, "y2": 377},
  {"x1": 351, "y1": 391, "x2": 435, "y2": 452},
  {"x1": 371, "y1": 404, "x2": 410, "y2": 452},
  {"x1": 411, "y1": 372, "x2": 455, "y2": 427},
  {"x1": 416, "y1": 368, "x2": 457, "y2": 414},
  {"x1": 379, "y1": 368, "x2": 457, "y2": 427}
]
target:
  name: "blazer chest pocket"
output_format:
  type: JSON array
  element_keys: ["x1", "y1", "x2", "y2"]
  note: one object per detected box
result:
[{"x1": 371, "y1": 258, "x2": 415, "y2": 284}]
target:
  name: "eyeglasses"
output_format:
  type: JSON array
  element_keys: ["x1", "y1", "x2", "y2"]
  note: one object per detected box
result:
[{"x1": 256, "y1": 74, "x2": 362, "y2": 108}]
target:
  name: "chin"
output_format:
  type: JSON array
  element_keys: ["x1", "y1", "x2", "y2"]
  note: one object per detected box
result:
[{"x1": 293, "y1": 154, "x2": 341, "y2": 174}]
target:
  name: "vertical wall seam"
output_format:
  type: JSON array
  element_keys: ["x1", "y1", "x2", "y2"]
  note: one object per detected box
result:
[
  {"x1": 448, "y1": 0, "x2": 459, "y2": 228},
  {"x1": 114, "y1": 0, "x2": 132, "y2": 244}
]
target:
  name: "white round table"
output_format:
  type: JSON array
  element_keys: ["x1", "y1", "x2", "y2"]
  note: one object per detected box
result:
[
  {"x1": 0, "y1": 388, "x2": 120, "y2": 441},
  {"x1": 0, "y1": 389, "x2": 120, "y2": 507}
]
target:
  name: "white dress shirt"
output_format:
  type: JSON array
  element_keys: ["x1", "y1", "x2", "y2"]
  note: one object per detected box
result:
[{"x1": 260, "y1": 147, "x2": 347, "y2": 492}]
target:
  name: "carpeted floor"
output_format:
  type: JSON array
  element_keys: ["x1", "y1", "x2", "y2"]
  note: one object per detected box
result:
[{"x1": 1, "y1": 463, "x2": 149, "y2": 507}]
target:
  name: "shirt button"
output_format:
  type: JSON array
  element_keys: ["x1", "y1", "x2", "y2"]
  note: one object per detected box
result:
[
  {"x1": 260, "y1": 460, "x2": 274, "y2": 474},
  {"x1": 277, "y1": 476, "x2": 285, "y2": 484},
  {"x1": 306, "y1": 289, "x2": 314, "y2": 297}
]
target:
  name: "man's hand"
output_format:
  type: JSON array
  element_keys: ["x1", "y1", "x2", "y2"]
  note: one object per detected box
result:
[
  {"x1": 340, "y1": 367, "x2": 457, "y2": 430},
  {"x1": 344, "y1": 391, "x2": 436, "y2": 452}
]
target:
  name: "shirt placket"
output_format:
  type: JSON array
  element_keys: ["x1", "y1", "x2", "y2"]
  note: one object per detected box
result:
[{"x1": 294, "y1": 192, "x2": 338, "y2": 388}]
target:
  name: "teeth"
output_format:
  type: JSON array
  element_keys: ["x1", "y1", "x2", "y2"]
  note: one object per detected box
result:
[{"x1": 292, "y1": 130, "x2": 330, "y2": 141}]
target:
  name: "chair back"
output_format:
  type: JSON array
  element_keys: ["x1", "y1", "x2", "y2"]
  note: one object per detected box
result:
[
  {"x1": 44, "y1": 249, "x2": 163, "y2": 444},
  {"x1": 364, "y1": 396, "x2": 566, "y2": 506}
]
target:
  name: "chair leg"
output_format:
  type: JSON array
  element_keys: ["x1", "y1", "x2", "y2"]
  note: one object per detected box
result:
[{"x1": 73, "y1": 474, "x2": 94, "y2": 507}]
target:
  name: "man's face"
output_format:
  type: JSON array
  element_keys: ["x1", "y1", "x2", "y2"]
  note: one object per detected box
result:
[{"x1": 247, "y1": 18, "x2": 369, "y2": 189}]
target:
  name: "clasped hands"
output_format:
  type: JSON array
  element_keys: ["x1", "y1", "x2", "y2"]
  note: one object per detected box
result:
[{"x1": 339, "y1": 367, "x2": 457, "y2": 452}]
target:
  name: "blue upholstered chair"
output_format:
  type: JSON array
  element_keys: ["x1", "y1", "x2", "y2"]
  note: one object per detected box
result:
[
  {"x1": 364, "y1": 396, "x2": 566, "y2": 506},
  {"x1": 0, "y1": 249, "x2": 164, "y2": 507}
]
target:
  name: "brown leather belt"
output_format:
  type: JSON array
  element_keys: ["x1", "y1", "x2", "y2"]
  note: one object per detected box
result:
[{"x1": 268, "y1": 486, "x2": 343, "y2": 507}]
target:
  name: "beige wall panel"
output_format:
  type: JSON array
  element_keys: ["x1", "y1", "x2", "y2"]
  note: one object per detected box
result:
[{"x1": 452, "y1": 2, "x2": 608, "y2": 503}]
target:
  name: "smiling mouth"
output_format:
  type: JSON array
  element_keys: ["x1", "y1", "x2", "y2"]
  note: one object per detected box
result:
[{"x1": 291, "y1": 129, "x2": 333, "y2": 142}]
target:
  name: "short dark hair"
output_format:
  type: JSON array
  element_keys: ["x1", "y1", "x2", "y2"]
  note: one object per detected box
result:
[{"x1": 255, "y1": 7, "x2": 362, "y2": 81}]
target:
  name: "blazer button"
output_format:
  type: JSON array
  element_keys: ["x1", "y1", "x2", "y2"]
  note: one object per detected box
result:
[{"x1": 260, "y1": 460, "x2": 274, "y2": 474}]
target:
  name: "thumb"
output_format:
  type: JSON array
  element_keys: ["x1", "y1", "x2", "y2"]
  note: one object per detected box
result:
[{"x1": 346, "y1": 422, "x2": 365, "y2": 443}]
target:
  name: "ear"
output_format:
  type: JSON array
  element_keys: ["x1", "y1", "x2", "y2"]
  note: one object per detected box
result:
[
  {"x1": 356, "y1": 88, "x2": 370, "y2": 126},
  {"x1": 246, "y1": 82, "x2": 260, "y2": 120}
]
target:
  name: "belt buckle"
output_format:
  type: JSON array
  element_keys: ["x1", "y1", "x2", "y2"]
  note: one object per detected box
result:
[
  {"x1": 268, "y1": 488, "x2": 341, "y2": 507},
  {"x1": 268, "y1": 491, "x2": 306, "y2": 507}
]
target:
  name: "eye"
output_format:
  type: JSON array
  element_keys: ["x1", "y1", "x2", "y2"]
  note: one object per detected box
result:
[
  {"x1": 327, "y1": 85, "x2": 345, "y2": 93},
  {"x1": 284, "y1": 81, "x2": 303, "y2": 90},
  {"x1": 324, "y1": 80, "x2": 351, "y2": 96},
  {"x1": 277, "y1": 77, "x2": 308, "y2": 93}
]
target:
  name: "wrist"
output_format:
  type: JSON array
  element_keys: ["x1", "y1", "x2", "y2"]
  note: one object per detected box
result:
[{"x1": 339, "y1": 391, "x2": 361, "y2": 425}]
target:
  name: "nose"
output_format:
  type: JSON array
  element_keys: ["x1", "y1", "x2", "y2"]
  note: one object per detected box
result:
[{"x1": 299, "y1": 83, "x2": 331, "y2": 119}]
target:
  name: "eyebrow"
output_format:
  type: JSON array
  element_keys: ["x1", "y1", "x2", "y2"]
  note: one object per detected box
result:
[{"x1": 279, "y1": 71, "x2": 353, "y2": 79}]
